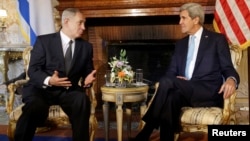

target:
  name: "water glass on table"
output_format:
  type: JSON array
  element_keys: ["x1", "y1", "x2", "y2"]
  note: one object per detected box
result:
[
  {"x1": 105, "y1": 70, "x2": 113, "y2": 86},
  {"x1": 136, "y1": 69, "x2": 143, "y2": 86}
]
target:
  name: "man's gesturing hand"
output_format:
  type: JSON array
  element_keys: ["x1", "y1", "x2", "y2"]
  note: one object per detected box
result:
[{"x1": 49, "y1": 71, "x2": 72, "y2": 87}]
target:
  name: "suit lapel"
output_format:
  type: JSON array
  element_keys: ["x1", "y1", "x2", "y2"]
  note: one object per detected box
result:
[
  {"x1": 181, "y1": 37, "x2": 189, "y2": 75},
  {"x1": 193, "y1": 29, "x2": 210, "y2": 72},
  {"x1": 52, "y1": 32, "x2": 68, "y2": 74},
  {"x1": 53, "y1": 32, "x2": 64, "y2": 60}
]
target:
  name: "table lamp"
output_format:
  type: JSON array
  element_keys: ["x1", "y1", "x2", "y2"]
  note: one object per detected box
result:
[{"x1": 0, "y1": 9, "x2": 7, "y2": 31}]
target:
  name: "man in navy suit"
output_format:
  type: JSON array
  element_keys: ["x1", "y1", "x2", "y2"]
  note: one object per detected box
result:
[
  {"x1": 14, "y1": 8, "x2": 96, "y2": 141},
  {"x1": 133, "y1": 2, "x2": 240, "y2": 141}
]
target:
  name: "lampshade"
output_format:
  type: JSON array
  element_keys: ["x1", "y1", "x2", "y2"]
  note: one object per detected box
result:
[{"x1": 0, "y1": 9, "x2": 7, "y2": 17}]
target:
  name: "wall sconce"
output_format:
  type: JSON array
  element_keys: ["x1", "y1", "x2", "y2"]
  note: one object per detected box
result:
[{"x1": 0, "y1": 9, "x2": 7, "y2": 31}]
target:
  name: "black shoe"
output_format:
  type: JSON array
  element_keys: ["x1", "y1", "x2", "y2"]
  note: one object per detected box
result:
[{"x1": 130, "y1": 122, "x2": 154, "y2": 141}]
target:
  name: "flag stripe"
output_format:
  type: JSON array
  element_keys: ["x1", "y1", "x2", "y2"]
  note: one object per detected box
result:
[
  {"x1": 17, "y1": 0, "x2": 31, "y2": 43},
  {"x1": 18, "y1": 0, "x2": 29, "y2": 25},
  {"x1": 17, "y1": 0, "x2": 55, "y2": 46},
  {"x1": 213, "y1": 0, "x2": 250, "y2": 49},
  {"x1": 214, "y1": 11, "x2": 226, "y2": 34},
  {"x1": 228, "y1": 0, "x2": 250, "y2": 45},
  {"x1": 214, "y1": 1, "x2": 238, "y2": 44},
  {"x1": 236, "y1": 0, "x2": 250, "y2": 29},
  {"x1": 222, "y1": 0, "x2": 246, "y2": 45}
]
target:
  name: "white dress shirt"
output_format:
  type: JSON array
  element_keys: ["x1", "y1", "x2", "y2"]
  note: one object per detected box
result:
[{"x1": 43, "y1": 31, "x2": 75, "y2": 87}]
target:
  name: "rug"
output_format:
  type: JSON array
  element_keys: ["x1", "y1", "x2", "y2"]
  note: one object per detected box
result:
[
  {"x1": 0, "y1": 124, "x2": 210, "y2": 141},
  {"x1": 0, "y1": 124, "x2": 139, "y2": 141},
  {"x1": 0, "y1": 95, "x2": 210, "y2": 141},
  {"x1": 0, "y1": 135, "x2": 118, "y2": 141}
]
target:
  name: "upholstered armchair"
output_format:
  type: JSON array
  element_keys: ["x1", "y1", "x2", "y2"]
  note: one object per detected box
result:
[
  {"x1": 144, "y1": 45, "x2": 242, "y2": 141},
  {"x1": 6, "y1": 46, "x2": 98, "y2": 141}
]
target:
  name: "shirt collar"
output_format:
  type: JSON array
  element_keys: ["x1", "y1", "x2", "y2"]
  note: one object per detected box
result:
[
  {"x1": 60, "y1": 31, "x2": 74, "y2": 45},
  {"x1": 192, "y1": 27, "x2": 203, "y2": 40}
]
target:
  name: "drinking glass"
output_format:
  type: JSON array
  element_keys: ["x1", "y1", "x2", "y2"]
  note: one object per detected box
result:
[
  {"x1": 136, "y1": 69, "x2": 143, "y2": 85},
  {"x1": 105, "y1": 70, "x2": 113, "y2": 86}
]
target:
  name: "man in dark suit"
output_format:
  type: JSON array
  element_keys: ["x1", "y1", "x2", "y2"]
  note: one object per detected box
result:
[
  {"x1": 133, "y1": 2, "x2": 240, "y2": 141},
  {"x1": 14, "y1": 8, "x2": 96, "y2": 141}
]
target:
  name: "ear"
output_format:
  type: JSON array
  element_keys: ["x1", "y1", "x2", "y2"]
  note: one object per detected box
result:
[
  {"x1": 193, "y1": 17, "x2": 200, "y2": 24},
  {"x1": 63, "y1": 18, "x2": 70, "y2": 24}
]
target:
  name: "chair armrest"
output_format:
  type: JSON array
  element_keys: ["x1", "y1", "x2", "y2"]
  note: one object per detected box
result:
[
  {"x1": 222, "y1": 91, "x2": 237, "y2": 124},
  {"x1": 6, "y1": 83, "x2": 17, "y2": 114},
  {"x1": 86, "y1": 81, "x2": 98, "y2": 136},
  {"x1": 6, "y1": 79, "x2": 28, "y2": 114},
  {"x1": 147, "y1": 82, "x2": 159, "y2": 107},
  {"x1": 87, "y1": 82, "x2": 97, "y2": 115},
  {"x1": 14, "y1": 79, "x2": 29, "y2": 87},
  {"x1": 143, "y1": 82, "x2": 159, "y2": 115}
]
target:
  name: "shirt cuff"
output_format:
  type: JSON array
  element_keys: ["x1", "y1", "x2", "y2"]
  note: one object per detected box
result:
[
  {"x1": 227, "y1": 76, "x2": 238, "y2": 88},
  {"x1": 43, "y1": 76, "x2": 52, "y2": 88}
]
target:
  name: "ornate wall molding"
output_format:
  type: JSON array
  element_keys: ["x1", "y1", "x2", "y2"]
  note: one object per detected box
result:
[{"x1": 56, "y1": 0, "x2": 215, "y2": 17}]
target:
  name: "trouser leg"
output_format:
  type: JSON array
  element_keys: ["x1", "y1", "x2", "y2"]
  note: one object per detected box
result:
[
  {"x1": 143, "y1": 78, "x2": 192, "y2": 141},
  {"x1": 159, "y1": 89, "x2": 184, "y2": 141},
  {"x1": 159, "y1": 78, "x2": 193, "y2": 141},
  {"x1": 134, "y1": 79, "x2": 174, "y2": 140},
  {"x1": 133, "y1": 121, "x2": 155, "y2": 141},
  {"x1": 60, "y1": 90, "x2": 90, "y2": 141},
  {"x1": 14, "y1": 96, "x2": 49, "y2": 141}
]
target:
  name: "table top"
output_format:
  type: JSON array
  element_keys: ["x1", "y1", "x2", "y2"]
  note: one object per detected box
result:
[
  {"x1": 101, "y1": 84, "x2": 149, "y2": 103},
  {"x1": 101, "y1": 83, "x2": 149, "y2": 92}
]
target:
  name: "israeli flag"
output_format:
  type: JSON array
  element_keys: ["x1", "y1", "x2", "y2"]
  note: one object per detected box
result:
[{"x1": 17, "y1": 0, "x2": 55, "y2": 46}]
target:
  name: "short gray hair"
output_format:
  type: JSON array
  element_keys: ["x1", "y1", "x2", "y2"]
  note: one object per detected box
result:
[
  {"x1": 61, "y1": 8, "x2": 81, "y2": 24},
  {"x1": 180, "y1": 3, "x2": 205, "y2": 25}
]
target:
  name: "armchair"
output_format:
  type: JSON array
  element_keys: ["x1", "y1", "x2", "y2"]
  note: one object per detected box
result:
[{"x1": 6, "y1": 46, "x2": 98, "y2": 141}]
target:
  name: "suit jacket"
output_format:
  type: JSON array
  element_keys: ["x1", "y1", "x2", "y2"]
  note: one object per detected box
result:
[
  {"x1": 23, "y1": 32, "x2": 94, "y2": 98},
  {"x1": 164, "y1": 28, "x2": 240, "y2": 107}
]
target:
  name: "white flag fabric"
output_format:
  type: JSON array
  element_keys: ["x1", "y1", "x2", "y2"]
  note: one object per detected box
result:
[
  {"x1": 17, "y1": 0, "x2": 55, "y2": 46},
  {"x1": 213, "y1": 0, "x2": 250, "y2": 50}
]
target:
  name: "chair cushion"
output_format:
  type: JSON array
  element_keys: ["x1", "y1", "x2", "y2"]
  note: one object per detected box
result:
[
  {"x1": 9, "y1": 104, "x2": 68, "y2": 122},
  {"x1": 180, "y1": 107, "x2": 223, "y2": 125}
]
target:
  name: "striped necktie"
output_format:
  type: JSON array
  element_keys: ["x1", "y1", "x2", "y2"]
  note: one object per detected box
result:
[{"x1": 65, "y1": 40, "x2": 73, "y2": 75}]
